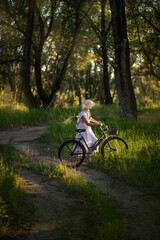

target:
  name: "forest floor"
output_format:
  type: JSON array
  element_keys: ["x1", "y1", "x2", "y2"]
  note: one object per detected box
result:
[{"x1": 0, "y1": 125, "x2": 160, "y2": 240}]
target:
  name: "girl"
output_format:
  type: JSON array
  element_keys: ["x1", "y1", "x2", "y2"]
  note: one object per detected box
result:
[{"x1": 76, "y1": 99, "x2": 102, "y2": 154}]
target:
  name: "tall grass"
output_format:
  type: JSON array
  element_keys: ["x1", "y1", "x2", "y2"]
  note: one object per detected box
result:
[
  {"x1": 0, "y1": 145, "x2": 31, "y2": 238},
  {"x1": 0, "y1": 145, "x2": 127, "y2": 240},
  {"x1": 0, "y1": 97, "x2": 160, "y2": 194},
  {"x1": 0, "y1": 104, "x2": 81, "y2": 127},
  {"x1": 38, "y1": 105, "x2": 160, "y2": 195},
  {"x1": 93, "y1": 107, "x2": 160, "y2": 195},
  {"x1": 24, "y1": 161, "x2": 127, "y2": 240}
]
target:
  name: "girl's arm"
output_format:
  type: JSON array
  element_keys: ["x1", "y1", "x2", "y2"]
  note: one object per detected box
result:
[
  {"x1": 82, "y1": 116, "x2": 101, "y2": 126},
  {"x1": 89, "y1": 117, "x2": 101, "y2": 125}
]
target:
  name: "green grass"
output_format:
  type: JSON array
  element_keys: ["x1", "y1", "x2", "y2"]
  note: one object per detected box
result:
[
  {"x1": 0, "y1": 144, "x2": 127, "y2": 240},
  {"x1": 1, "y1": 104, "x2": 160, "y2": 238},
  {"x1": 37, "y1": 105, "x2": 160, "y2": 196},
  {"x1": 1, "y1": 103, "x2": 160, "y2": 196},
  {"x1": 0, "y1": 145, "x2": 32, "y2": 238},
  {"x1": 0, "y1": 104, "x2": 81, "y2": 127},
  {"x1": 92, "y1": 108, "x2": 160, "y2": 195},
  {"x1": 22, "y1": 160, "x2": 127, "y2": 240}
]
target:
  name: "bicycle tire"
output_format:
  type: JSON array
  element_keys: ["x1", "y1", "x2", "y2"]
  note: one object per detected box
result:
[
  {"x1": 101, "y1": 136, "x2": 128, "y2": 157},
  {"x1": 58, "y1": 139, "x2": 86, "y2": 167}
]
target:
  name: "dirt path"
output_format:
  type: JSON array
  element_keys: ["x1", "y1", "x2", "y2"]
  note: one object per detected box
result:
[
  {"x1": 13, "y1": 169, "x2": 89, "y2": 240},
  {"x1": 0, "y1": 126, "x2": 160, "y2": 240}
]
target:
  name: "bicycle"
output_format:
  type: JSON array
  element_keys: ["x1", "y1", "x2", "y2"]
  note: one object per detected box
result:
[{"x1": 58, "y1": 124, "x2": 128, "y2": 168}]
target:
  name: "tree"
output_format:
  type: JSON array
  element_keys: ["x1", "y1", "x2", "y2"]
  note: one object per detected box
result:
[
  {"x1": 84, "y1": 0, "x2": 113, "y2": 104},
  {"x1": 0, "y1": 0, "x2": 25, "y2": 98},
  {"x1": 101, "y1": 0, "x2": 113, "y2": 104},
  {"x1": 134, "y1": 0, "x2": 160, "y2": 81},
  {"x1": 32, "y1": 0, "x2": 93, "y2": 108},
  {"x1": 22, "y1": 0, "x2": 38, "y2": 108},
  {"x1": 126, "y1": 0, "x2": 160, "y2": 106},
  {"x1": 1, "y1": 0, "x2": 159, "y2": 109},
  {"x1": 34, "y1": 0, "x2": 58, "y2": 107},
  {"x1": 109, "y1": 0, "x2": 137, "y2": 118}
]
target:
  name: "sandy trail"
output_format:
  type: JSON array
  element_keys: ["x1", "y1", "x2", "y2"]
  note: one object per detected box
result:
[{"x1": 0, "y1": 126, "x2": 160, "y2": 240}]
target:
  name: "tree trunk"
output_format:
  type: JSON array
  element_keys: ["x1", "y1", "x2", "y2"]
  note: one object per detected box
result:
[
  {"x1": 47, "y1": 9, "x2": 81, "y2": 107},
  {"x1": 10, "y1": 62, "x2": 17, "y2": 100},
  {"x1": 34, "y1": 2, "x2": 82, "y2": 108},
  {"x1": 85, "y1": 71, "x2": 89, "y2": 100},
  {"x1": 101, "y1": 0, "x2": 113, "y2": 105},
  {"x1": 34, "y1": 0, "x2": 57, "y2": 108},
  {"x1": 109, "y1": 0, "x2": 137, "y2": 119},
  {"x1": 22, "y1": 0, "x2": 38, "y2": 108},
  {"x1": 35, "y1": 48, "x2": 50, "y2": 107},
  {"x1": 85, "y1": 64, "x2": 91, "y2": 99},
  {"x1": 75, "y1": 50, "x2": 81, "y2": 106},
  {"x1": 75, "y1": 70, "x2": 82, "y2": 106},
  {"x1": 1, "y1": 70, "x2": 6, "y2": 87}
]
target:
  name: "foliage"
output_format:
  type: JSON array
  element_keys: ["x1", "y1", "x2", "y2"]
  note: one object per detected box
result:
[
  {"x1": 127, "y1": 0, "x2": 160, "y2": 107},
  {"x1": 0, "y1": 144, "x2": 31, "y2": 238},
  {"x1": 0, "y1": 196, "x2": 9, "y2": 238},
  {"x1": 0, "y1": 0, "x2": 159, "y2": 109}
]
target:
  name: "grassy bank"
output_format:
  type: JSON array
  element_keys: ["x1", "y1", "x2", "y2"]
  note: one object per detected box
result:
[
  {"x1": 0, "y1": 145, "x2": 32, "y2": 239},
  {"x1": 0, "y1": 144, "x2": 127, "y2": 240},
  {"x1": 1, "y1": 102, "x2": 160, "y2": 238},
  {"x1": 0, "y1": 102, "x2": 160, "y2": 195},
  {"x1": 38, "y1": 105, "x2": 160, "y2": 196},
  {"x1": 19, "y1": 157, "x2": 127, "y2": 240}
]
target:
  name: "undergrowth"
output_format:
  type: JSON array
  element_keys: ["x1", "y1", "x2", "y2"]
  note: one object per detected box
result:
[
  {"x1": 38, "y1": 105, "x2": 160, "y2": 196},
  {"x1": 1, "y1": 102, "x2": 160, "y2": 238},
  {"x1": 22, "y1": 159, "x2": 127, "y2": 240},
  {"x1": 1, "y1": 102, "x2": 160, "y2": 195},
  {"x1": 0, "y1": 144, "x2": 127, "y2": 240},
  {"x1": 0, "y1": 144, "x2": 32, "y2": 239}
]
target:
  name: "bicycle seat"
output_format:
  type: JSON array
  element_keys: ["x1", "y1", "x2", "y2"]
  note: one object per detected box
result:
[{"x1": 75, "y1": 129, "x2": 86, "y2": 133}]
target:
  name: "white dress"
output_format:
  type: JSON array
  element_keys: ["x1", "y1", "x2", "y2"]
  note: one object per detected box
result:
[{"x1": 76, "y1": 111, "x2": 98, "y2": 152}]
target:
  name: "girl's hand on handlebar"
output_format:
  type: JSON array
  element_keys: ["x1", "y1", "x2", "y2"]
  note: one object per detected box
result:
[{"x1": 98, "y1": 121, "x2": 103, "y2": 126}]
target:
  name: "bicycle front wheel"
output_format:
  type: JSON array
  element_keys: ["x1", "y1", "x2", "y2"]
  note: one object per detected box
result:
[
  {"x1": 58, "y1": 139, "x2": 86, "y2": 167},
  {"x1": 101, "y1": 136, "x2": 128, "y2": 158}
]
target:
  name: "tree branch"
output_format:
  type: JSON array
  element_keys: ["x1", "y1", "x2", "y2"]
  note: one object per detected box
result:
[
  {"x1": 2, "y1": 4, "x2": 25, "y2": 35},
  {"x1": 44, "y1": 0, "x2": 58, "y2": 42},
  {"x1": 136, "y1": 9, "x2": 160, "y2": 35},
  {"x1": 85, "y1": 14, "x2": 101, "y2": 40}
]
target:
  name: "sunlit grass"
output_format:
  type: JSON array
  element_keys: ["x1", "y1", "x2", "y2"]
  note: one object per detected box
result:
[
  {"x1": 0, "y1": 88, "x2": 27, "y2": 110},
  {"x1": 24, "y1": 161, "x2": 127, "y2": 240},
  {"x1": 93, "y1": 117, "x2": 160, "y2": 194},
  {"x1": 0, "y1": 145, "x2": 31, "y2": 238},
  {"x1": 38, "y1": 105, "x2": 160, "y2": 195},
  {"x1": 0, "y1": 91, "x2": 81, "y2": 127},
  {"x1": 0, "y1": 143, "x2": 127, "y2": 240},
  {"x1": 1, "y1": 90, "x2": 160, "y2": 195}
]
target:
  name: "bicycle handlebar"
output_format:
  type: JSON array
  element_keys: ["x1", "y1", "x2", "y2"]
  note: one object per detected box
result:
[
  {"x1": 100, "y1": 125, "x2": 105, "y2": 131},
  {"x1": 99, "y1": 124, "x2": 108, "y2": 132}
]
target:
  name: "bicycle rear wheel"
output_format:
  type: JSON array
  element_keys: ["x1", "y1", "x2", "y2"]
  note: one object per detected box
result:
[
  {"x1": 101, "y1": 136, "x2": 128, "y2": 157},
  {"x1": 58, "y1": 139, "x2": 86, "y2": 167}
]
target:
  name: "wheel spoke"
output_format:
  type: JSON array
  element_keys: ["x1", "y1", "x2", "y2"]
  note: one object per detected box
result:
[
  {"x1": 101, "y1": 137, "x2": 128, "y2": 157},
  {"x1": 58, "y1": 140, "x2": 85, "y2": 167}
]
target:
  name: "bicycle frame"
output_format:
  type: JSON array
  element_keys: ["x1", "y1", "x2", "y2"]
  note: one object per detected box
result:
[
  {"x1": 76, "y1": 126, "x2": 108, "y2": 154},
  {"x1": 59, "y1": 124, "x2": 128, "y2": 167}
]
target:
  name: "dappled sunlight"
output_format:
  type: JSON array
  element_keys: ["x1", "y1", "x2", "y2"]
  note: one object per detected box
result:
[
  {"x1": 1, "y1": 0, "x2": 160, "y2": 238},
  {"x1": 138, "y1": 112, "x2": 160, "y2": 124},
  {"x1": 0, "y1": 88, "x2": 28, "y2": 111}
]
